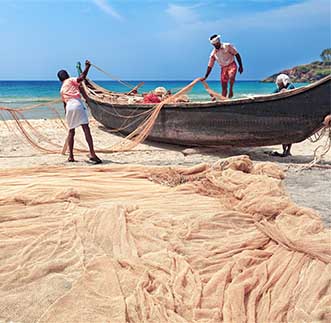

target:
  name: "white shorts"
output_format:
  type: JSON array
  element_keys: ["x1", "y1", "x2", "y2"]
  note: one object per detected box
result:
[{"x1": 66, "y1": 98, "x2": 89, "y2": 129}]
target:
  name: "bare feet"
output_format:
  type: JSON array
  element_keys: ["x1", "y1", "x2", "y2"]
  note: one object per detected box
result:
[
  {"x1": 88, "y1": 155, "x2": 102, "y2": 164},
  {"x1": 269, "y1": 151, "x2": 291, "y2": 157},
  {"x1": 67, "y1": 157, "x2": 76, "y2": 162},
  {"x1": 269, "y1": 151, "x2": 285, "y2": 157}
]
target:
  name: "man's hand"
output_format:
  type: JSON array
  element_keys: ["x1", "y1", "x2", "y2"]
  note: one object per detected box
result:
[
  {"x1": 238, "y1": 66, "x2": 243, "y2": 74},
  {"x1": 323, "y1": 115, "x2": 331, "y2": 127},
  {"x1": 77, "y1": 60, "x2": 91, "y2": 83},
  {"x1": 199, "y1": 77, "x2": 207, "y2": 82}
]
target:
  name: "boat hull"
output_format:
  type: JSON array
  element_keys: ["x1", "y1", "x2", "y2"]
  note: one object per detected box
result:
[{"x1": 84, "y1": 76, "x2": 331, "y2": 147}]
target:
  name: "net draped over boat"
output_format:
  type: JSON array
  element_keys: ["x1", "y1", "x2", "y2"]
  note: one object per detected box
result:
[
  {"x1": 1, "y1": 74, "x2": 330, "y2": 165},
  {"x1": 0, "y1": 156, "x2": 330, "y2": 322},
  {"x1": 0, "y1": 78, "x2": 228, "y2": 154}
]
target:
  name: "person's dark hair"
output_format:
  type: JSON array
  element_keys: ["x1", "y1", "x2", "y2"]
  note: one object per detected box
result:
[
  {"x1": 209, "y1": 34, "x2": 219, "y2": 41},
  {"x1": 57, "y1": 70, "x2": 70, "y2": 82}
]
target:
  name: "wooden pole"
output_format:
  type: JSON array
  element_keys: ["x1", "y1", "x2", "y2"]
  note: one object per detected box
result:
[{"x1": 61, "y1": 136, "x2": 68, "y2": 155}]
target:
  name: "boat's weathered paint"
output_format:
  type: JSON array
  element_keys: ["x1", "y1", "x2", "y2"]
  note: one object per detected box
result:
[{"x1": 82, "y1": 76, "x2": 331, "y2": 147}]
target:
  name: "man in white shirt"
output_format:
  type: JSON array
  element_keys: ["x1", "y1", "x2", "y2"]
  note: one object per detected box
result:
[{"x1": 201, "y1": 34, "x2": 243, "y2": 98}]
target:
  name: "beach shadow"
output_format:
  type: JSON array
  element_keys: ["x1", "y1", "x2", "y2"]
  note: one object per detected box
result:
[
  {"x1": 195, "y1": 146, "x2": 331, "y2": 166},
  {"x1": 97, "y1": 125, "x2": 126, "y2": 138},
  {"x1": 97, "y1": 125, "x2": 188, "y2": 153},
  {"x1": 84, "y1": 159, "x2": 115, "y2": 166},
  {"x1": 96, "y1": 125, "x2": 331, "y2": 166}
]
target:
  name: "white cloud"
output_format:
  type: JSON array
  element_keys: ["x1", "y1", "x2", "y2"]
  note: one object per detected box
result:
[
  {"x1": 92, "y1": 0, "x2": 123, "y2": 21},
  {"x1": 163, "y1": 0, "x2": 330, "y2": 36},
  {"x1": 166, "y1": 4, "x2": 200, "y2": 25},
  {"x1": 228, "y1": 0, "x2": 330, "y2": 30}
]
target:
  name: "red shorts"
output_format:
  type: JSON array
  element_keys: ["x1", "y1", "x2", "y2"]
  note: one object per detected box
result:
[{"x1": 221, "y1": 61, "x2": 237, "y2": 83}]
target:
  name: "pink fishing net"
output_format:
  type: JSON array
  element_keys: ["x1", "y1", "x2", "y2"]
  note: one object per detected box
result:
[{"x1": 0, "y1": 156, "x2": 330, "y2": 322}]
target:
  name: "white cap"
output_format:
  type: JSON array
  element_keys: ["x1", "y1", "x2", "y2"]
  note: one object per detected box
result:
[
  {"x1": 210, "y1": 35, "x2": 221, "y2": 45},
  {"x1": 153, "y1": 87, "x2": 167, "y2": 96},
  {"x1": 276, "y1": 74, "x2": 290, "y2": 86}
]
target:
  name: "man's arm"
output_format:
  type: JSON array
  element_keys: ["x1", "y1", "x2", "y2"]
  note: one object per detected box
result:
[
  {"x1": 235, "y1": 53, "x2": 243, "y2": 74},
  {"x1": 200, "y1": 53, "x2": 215, "y2": 82},
  {"x1": 77, "y1": 60, "x2": 91, "y2": 83},
  {"x1": 200, "y1": 66, "x2": 213, "y2": 82}
]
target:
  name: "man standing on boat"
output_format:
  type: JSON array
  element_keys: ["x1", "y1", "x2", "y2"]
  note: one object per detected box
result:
[{"x1": 200, "y1": 34, "x2": 243, "y2": 98}]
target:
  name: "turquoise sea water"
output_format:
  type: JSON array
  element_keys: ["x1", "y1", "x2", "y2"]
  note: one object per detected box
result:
[{"x1": 0, "y1": 80, "x2": 308, "y2": 118}]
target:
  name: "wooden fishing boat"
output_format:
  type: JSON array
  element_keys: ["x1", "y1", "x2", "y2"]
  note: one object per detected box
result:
[{"x1": 81, "y1": 75, "x2": 331, "y2": 147}]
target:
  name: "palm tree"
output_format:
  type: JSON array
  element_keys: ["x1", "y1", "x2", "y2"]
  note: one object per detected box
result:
[{"x1": 320, "y1": 48, "x2": 331, "y2": 62}]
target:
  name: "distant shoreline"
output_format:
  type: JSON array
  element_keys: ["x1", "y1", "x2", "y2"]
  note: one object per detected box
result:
[{"x1": 262, "y1": 61, "x2": 331, "y2": 83}]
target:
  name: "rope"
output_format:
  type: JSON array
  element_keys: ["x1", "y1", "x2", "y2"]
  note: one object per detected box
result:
[
  {"x1": 90, "y1": 63, "x2": 136, "y2": 90},
  {"x1": 105, "y1": 78, "x2": 203, "y2": 152},
  {"x1": 308, "y1": 127, "x2": 327, "y2": 143},
  {"x1": 0, "y1": 77, "x2": 203, "y2": 154},
  {"x1": 1, "y1": 63, "x2": 329, "y2": 165},
  {"x1": 0, "y1": 98, "x2": 62, "y2": 112},
  {"x1": 297, "y1": 126, "x2": 331, "y2": 171}
]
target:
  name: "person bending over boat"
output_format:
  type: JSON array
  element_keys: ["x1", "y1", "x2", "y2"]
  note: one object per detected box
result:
[
  {"x1": 273, "y1": 73, "x2": 295, "y2": 93},
  {"x1": 200, "y1": 34, "x2": 243, "y2": 98},
  {"x1": 57, "y1": 60, "x2": 102, "y2": 164},
  {"x1": 271, "y1": 74, "x2": 295, "y2": 157}
]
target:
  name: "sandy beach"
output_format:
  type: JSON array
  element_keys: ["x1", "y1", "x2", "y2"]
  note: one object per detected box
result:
[
  {"x1": 1, "y1": 122, "x2": 330, "y2": 321},
  {"x1": 1, "y1": 118, "x2": 330, "y2": 225},
  {"x1": 1, "y1": 0, "x2": 330, "y2": 320}
]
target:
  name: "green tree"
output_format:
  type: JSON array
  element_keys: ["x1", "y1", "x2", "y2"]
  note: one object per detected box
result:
[{"x1": 320, "y1": 48, "x2": 331, "y2": 62}]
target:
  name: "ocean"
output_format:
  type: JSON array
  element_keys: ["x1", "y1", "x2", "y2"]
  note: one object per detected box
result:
[{"x1": 0, "y1": 80, "x2": 308, "y2": 118}]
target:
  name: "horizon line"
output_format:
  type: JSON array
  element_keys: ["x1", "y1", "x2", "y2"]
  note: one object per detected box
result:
[{"x1": 0, "y1": 79, "x2": 264, "y2": 82}]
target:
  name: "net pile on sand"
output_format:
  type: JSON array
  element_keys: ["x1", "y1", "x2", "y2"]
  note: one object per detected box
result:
[{"x1": 0, "y1": 156, "x2": 330, "y2": 323}]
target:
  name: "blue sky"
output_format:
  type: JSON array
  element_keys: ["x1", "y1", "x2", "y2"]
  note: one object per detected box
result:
[{"x1": 0, "y1": 0, "x2": 330, "y2": 80}]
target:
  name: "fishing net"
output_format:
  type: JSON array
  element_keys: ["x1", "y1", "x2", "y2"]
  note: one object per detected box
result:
[
  {"x1": 300, "y1": 126, "x2": 331, "y2": 170},
  {"x1": 0, "y1": 155, "x2": 330, "y2": 323},
  {"x1": 0, "y1": 99, "x2": 70, "y2": 154},
  {"x1": 1, "y1": 66, "x2": 329, "y2": 163},
  {"x1": 0, "y1": 78, "x2": 215, "y2": 155}
]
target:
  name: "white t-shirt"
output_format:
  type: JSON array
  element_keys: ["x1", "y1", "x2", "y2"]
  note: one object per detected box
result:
[{"x1": 208, "y1": 43, "x2": 238, "y2": 68}]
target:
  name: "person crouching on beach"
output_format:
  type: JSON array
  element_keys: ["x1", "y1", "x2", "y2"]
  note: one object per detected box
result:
[
  {"x1": 57, "y1": 60, "x2": 102, "y2": 164},
  {"x1": 200, "y1": 34, "x2": 243, "y2": 98},
  {"x1": 271, "y1": 74, "x2": 295, "y2": 157}
]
